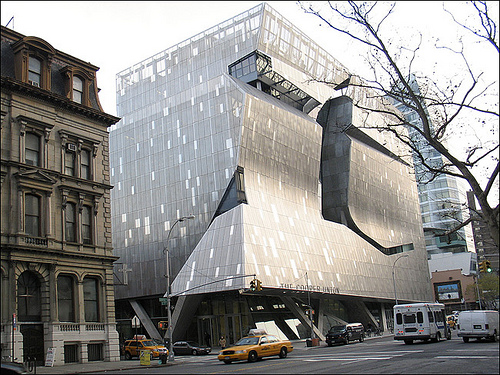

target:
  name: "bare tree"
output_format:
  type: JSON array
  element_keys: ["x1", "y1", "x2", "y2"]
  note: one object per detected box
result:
[{"x1": 299, "y1": 1, "x2": 499, "y2": 247}]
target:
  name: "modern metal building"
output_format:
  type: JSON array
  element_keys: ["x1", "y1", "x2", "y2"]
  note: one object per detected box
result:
[{"x1": 110, "y1": 3, "x2": 432, "y2": 346}]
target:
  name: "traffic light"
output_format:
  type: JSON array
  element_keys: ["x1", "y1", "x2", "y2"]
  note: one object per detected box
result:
[
  {"x1": 250, "y1": 279, "x2": 256, "y2": 291},
  {"x1": 479, "y1": 260, "x2": 492, "y2": 273},
  {"x1": 485, "y1": 260, "x2": 491, "y2": 273},
  {"x1": 255, "y1": 279, "x2": 262, "y2": 291},
  {"x1": 158, "y1": 321, "x2": 168, "y2": 330},
  {"x1": 479, "y1": 260, "x2": 486, "y2": 273}
]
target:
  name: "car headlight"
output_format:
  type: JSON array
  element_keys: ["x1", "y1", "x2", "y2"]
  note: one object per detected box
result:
[{"x1": 235, "y1": 350, "x2": 247, "y2": 354}]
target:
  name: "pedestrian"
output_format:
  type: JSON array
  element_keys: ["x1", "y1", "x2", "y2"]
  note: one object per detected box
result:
[
  {"x1": 204, "y1": 331, "x2": 211, "y2": 346},
  {"x1": 366, "y1": 323, "x2": 373, "y2": 337},
  {"x1": 219, "y1": 335, "x2": 226, "y2": 349}
]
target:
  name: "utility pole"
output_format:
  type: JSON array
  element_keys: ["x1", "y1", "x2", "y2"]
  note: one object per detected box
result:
[
  {"x1": 306, "y1": 272, "x2": 314, "y2": 341},
  {"x1": 392, "y1": 254, "x2": 409, "y2": 305},
  {"x1": 474, "y1": 274, "x2": 483, "y2": 310},
  {"x1": 163, "y1": 214, "x2": 195, "y2": 362}
]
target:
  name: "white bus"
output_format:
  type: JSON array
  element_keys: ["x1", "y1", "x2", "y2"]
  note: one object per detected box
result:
[{"x1": 394, "y1": 303, "x2": 451, "y2": 344}]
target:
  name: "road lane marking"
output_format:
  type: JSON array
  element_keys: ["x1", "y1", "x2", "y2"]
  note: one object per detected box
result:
[
  {"x1": 448, "y1": 349, "x2": 499, "y2": 352},
  {"x1": 303, "y1": 357, "x2": 393, "y2": 361},
  {"x1": 208, "y1": 361, "x2": 294, "y2": 374},
  {"x1": 290, "y1": 351, "x2": 421, "y2": 360},
  {"x1": 435, "y1": 356, "x2": 491, "y2": 359}
]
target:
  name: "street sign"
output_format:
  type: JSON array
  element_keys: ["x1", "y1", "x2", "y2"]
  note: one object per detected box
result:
[
  {"x1": 159, "y1": 297, "x2": 168, "y2": 305},
  {"x1": 131, "y1": 315, "x2": 141, "y2": 328}
]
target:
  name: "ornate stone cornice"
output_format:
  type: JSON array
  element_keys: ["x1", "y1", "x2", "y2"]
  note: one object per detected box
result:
[{"x1": 1, "y1": 76, "x2": 120, "y2": 127}]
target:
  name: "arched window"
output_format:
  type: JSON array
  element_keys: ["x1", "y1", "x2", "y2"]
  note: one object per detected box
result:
[
  {"x1": 83, "y1": 277, "x2": 99, "y2": 322},
  {"x1": 73, "y1": 76, "x2": 83, "y2": 104},
  {"x1": 28, "y1": 56, "x2": 42, "y2": 87},
  {"x1": 17, "y1": 271, "x2": 41, "y2": 322},
  {"x1": 65, "y1": 202, "x2": 76, "y2": 242},
  {"x1": 57, "y1": 275, "x2": 75, "y2": 322},
  {"x1": 25, "y1": 194, "x2": 41, "y2": 237},
  {"x1": 25, "y1": 132, "x2": 41, "y2": 166}
]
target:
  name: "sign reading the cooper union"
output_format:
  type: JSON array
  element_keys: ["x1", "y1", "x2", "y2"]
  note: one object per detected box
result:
[{"x1": 280, "y1": 283, "x2": 340, "y2": 294}]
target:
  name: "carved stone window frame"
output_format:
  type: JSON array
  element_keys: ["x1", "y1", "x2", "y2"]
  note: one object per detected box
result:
[
  {"x1": 60, "y1": 187, "x2": 101, "y2": 248},
  {"x1": 16, "y1": 170, "x2": 56, "y2": 239},
  {"x1": 12, "y1": 36, "x2": 55, "y2": 90},
  {"x1": 18, "y1": 115, "x2": 53, "y2": 168},
  {"x1": 60, "y1": 66, "x2": 94, "y2": 106},
  {"x1": 59, "y1": 130, "x2": 99, "y2": 181}
]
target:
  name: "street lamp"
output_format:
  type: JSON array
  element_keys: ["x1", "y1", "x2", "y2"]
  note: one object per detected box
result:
[
  {"x1": 163, "y1": 214, "x2": 195, "y2": 362},
  {"x1": 306, "y1": 272, "x2": 314, "y2": 341},
  {"x1": 392, "y1": 254, "x2": 409, "y2": 305}
]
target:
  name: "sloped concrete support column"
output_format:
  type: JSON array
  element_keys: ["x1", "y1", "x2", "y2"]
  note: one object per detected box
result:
[
  {"x1": 279, "y1": 296, "x2": 325, "y2": 341},
  {"x1": 342, "y1": 299, "x2": 378, "y2": 328},
  {"x1": 129, "y1": 300, "x2": 162, "y2": 341},
  {"x1": 274, "y1": 317, "x2": 300, "y2": 340},
  {"x1": 170, "y1": 295, "x2": 204, "y2": 342}
]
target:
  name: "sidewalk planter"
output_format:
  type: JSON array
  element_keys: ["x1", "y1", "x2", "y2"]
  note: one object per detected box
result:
[{"x1": 306, "y1": 338, "x2": 320, "y2": 347}]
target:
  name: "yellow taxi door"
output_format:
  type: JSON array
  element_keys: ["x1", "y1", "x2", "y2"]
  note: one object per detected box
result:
[
  {"x1": 135, "y1": 342, "x2": 143, "y2": 357},
  {"x1": 270, "y1": 336, "x2": 280, "y2": 355},
  {"x1": 258, "y1": 336, "x2": 271, "y2": 357}
]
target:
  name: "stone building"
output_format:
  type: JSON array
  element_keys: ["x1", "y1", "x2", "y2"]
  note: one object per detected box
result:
[{"x1": 1, "y1": 25, "x2": 120, "y2": 365}]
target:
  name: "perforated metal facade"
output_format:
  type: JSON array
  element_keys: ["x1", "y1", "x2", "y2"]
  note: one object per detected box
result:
[{"x1": 110, "y1": 3, "x2": 432, "y2": 341}]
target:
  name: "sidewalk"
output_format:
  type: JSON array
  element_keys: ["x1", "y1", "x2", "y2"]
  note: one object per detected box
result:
[{"x1": 32, "y1": 333, "x2": 391, "y2": 374}]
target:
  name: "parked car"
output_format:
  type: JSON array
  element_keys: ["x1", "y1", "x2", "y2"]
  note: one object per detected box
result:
[
  {"x1": 123, "y1": 335, "x2": 168, "y2": 360},
  {"x1": 218, "y1": 330, "x2": 293, "y2": 364},
  {"x1": 173, "y1": 341, "x2": 211, "y2": 355},
  {"x1": 326, "y1": 323, "x2": 365, "y2": 346},
  {"x1": 457, "y1": 310, "x2": 499, "y2": 342},
  {"x1": 0, "y1": 361, "x2": 28, "y2": 374}
]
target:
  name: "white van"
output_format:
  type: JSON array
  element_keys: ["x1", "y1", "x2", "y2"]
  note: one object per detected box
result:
[{"x1": 457, "y1": 310, "x2": 499, "y2": 342}]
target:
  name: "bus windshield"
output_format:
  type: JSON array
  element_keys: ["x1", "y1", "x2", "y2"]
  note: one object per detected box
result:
[{"x1": 403, "y1": 314, "x2": 416, "y2": 324}]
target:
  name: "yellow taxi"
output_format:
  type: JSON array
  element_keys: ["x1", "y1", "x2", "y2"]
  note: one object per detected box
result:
[
  {"x1": 218, "y1": 330, "x2": 293, "y2": 364},
  {"x1": 122, "y1": 335, "x2": 168, "y2": 360},
  {"x1": 446, "y1": 315, "x2": 457, "y2": 329}
]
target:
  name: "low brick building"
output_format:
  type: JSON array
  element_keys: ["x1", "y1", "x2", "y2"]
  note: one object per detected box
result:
[{"x1": 430, "y1": 269, "x2": 478, "y2": 313}]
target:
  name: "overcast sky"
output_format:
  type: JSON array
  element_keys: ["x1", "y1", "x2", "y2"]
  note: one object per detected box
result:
[
  {"x1": 4, "y1": 1, "x2": 496, "y2": 116},
  {"x1": 2, "y1": 1, "x2": 498, "y2": 202},
  {"x1": 2, "y1": 1, "x2": 333, "y2": 115}
]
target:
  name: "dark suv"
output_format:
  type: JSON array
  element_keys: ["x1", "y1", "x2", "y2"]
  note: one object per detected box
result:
[{"x1": 326, "y1": 323, "x2": 365, "y2": 346}]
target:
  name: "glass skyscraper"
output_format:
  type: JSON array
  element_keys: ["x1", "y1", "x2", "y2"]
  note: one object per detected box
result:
[
  {"x1": 391, "y1": 74, "x2": 476, "y2": 259},
  {"x1": 110, "y1": 3, "x2": 432, "y2": 345}
]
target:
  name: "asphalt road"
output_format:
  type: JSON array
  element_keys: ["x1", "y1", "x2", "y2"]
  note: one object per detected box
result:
[{"x1": 91, "y1": 335, "x2": 499, "y2": 374}]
